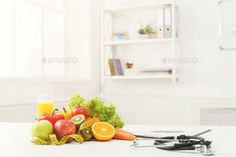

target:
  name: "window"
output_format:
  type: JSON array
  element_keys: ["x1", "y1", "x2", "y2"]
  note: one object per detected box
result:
[{"x1": 0, "y1": 0, "x2": 90, "y2": 80}]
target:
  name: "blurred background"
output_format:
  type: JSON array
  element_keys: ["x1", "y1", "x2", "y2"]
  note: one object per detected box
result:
[{"x1": 1, "y1": 0, "x2": 236, "y2": 126}]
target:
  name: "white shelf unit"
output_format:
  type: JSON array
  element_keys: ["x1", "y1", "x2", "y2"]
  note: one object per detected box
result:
[
  {"x1": 104, "y1": 38, "x2": 174, "y2": 46},
  {"x1": 104, "y1": 75, "x2": 174, "y2": 80},
  {"x1": 104, "y1": 1, "x2": 175, "y2": 13},
  {"x1": 101, "y1": 1, "x2": 177, "y2": 86}
]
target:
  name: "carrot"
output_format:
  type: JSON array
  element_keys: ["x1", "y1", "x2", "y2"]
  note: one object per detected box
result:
[{"x1": 113, "y1": 129, "x2": 136, "y2": 141}]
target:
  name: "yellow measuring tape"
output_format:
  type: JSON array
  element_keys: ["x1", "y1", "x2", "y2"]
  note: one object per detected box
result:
[
  {"x1": 79, "y1": 119, "x2": 93, "y2": 131},
  {"x1": 50, "y1": 134, "x2": 84, "y2": 145},
  {"x1": 32, "y1": 120, "x2": 94, "y2": 145},
  {"x1": 32, "y1": 136, "x2": 49, "y2": 145},
  {"x1": 32, "y1": 133, "x2": 84, "y2": 145}
]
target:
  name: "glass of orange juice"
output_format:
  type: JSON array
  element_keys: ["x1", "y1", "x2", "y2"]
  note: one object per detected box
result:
[{"x1": 37, "y1": 95, "x2": 54, "y2": 117}]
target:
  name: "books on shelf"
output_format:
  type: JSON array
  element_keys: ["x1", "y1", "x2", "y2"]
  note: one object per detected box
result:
[
  {"x1": 112, "y1": 32, "x2": 129, "y2": 40},
  {"x1": 108, "y1": 58, "x2": 124, "y2": 76}
]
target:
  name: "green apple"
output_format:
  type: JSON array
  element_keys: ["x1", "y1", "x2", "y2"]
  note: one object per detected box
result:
[{"x1": 31, "y1": 120, "x2": 53, "y2": 141}]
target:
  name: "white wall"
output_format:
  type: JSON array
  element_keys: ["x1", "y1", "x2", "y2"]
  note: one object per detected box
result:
[{"x1": 99, "y1": 0, "x2": 236, "y2": 125}]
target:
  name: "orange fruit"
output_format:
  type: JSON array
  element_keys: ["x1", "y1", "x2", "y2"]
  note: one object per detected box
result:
[{"x1": 92, "y1": 122, "x2": 115, "y2": 141}]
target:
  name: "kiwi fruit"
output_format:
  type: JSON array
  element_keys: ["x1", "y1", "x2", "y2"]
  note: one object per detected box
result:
[
  {"x1": 80, "y1": 128, "x2": 93, "y2": 141},
  {"x1": 71, "y1": 114, "x2": 85, "y2": 125}
]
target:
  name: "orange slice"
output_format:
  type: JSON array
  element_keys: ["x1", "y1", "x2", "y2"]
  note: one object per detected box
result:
[{"x1": 92, "y1": 122, "x2": 115, "y2": 141}]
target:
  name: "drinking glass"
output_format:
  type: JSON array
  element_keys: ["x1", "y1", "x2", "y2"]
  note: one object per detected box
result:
[{"x1": 37, "y1": 95, "x2": 54, "y2": 117}]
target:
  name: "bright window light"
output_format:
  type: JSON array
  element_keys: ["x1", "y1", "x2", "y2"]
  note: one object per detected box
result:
[{"x1": 0, "y1": 0, "x2": 90, "y2": 80}]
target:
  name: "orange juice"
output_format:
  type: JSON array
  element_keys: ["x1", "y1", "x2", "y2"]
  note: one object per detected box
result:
[{"x1": 37, "y1": 101, "x2": 54, "y2": 117}]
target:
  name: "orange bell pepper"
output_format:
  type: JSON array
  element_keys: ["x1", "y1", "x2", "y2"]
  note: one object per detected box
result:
[
  {"x1": 84, "y1": 116, "x2": 100, "y2": 127},
  {"x1": 61, "y1": 107, "x2": 72, "y2": 120}
]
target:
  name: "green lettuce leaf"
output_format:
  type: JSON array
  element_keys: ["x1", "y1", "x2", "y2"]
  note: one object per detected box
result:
[
  {"x1": 68, "y1": 95, "x2": 85, "y2": 110},
  {"x1": 82, "y1": 97, "x2": 124, "y2": 128}
]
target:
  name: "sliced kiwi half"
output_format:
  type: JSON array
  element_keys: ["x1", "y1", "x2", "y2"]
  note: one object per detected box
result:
[
  {"x1": 71, "y1": 114, "x2": 85, "y2": 125},
  {"x1": 80, "y1": 128, "x2": 93, "y2": 141}
]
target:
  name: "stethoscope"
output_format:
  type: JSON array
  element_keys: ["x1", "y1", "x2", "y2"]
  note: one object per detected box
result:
[{"x1": 131, "y1": 129, "x2": 215, "y2": 156}]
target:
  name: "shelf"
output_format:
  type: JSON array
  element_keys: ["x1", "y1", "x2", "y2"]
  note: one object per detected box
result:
[
  {"x1": 104, "y1": 1, "x2": 173, "y2": 13},
  {"x1": 104, "y1": 75, "x2": 174, "y2": 80},
  {"x1": 104, "y1": 38, "x2": 173, "y2": 46},
  {"x1": 100, "y1": 0, "x2": 177, "y2": 88}
]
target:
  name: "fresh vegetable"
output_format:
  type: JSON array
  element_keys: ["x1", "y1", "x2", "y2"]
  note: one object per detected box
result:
[
  {"x1": 60, "y1": 108, "x2": 72, "y2": 120},
  {"x1": 84, "y1": 117, "x2": 93, "y2": 122},
  {"x1": 32, "y1": 94, "x2": 126, "y2": 145},
  {"x1": 39, "y1": 109, "x2": 65, "y2": 126},
  {"x1": 84, "y1": 117, "x2": 100, "y2": 123},
  {"x1": 106, "y1": 114, "x2": 124, "y2": 129},
  {"x1": 81, "y1": 97, "x2": 124, "y2": 128},
  {"x1": 84, "y1": 117, "x2": 100, "y2": 127},
  {"x1": 92, "y1": 122, "x2": 115, "y2": 141},
  {"x1": 113, "y1": 129, "x2": 136, "y2": 141},
  {"x1": 68, "y1": 95, "x2": 84, "y2": 110},
  {"x1": 71, "y1": 106, "x2": 88, "y2": 118}
]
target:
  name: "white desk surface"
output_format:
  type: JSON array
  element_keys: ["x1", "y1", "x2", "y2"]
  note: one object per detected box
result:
[{"x1": 0, "y1": 123, "x2": 235, "y2": 157}]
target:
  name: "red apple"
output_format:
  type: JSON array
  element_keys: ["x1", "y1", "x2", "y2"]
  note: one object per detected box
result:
[
  {"x1": 71, "y1": 106, "x2": 88, "y2": 118},
  {"x1": 39, "y1": 113, "x2": 64, "y2": 126},
  {"x1": 54, "y1": 120, "x2": 76, "y2": 143}
]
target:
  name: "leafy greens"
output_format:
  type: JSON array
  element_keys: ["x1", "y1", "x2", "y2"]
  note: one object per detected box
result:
[{"x1": 69, "y1": 95, "x2": 124, "y2": 128}]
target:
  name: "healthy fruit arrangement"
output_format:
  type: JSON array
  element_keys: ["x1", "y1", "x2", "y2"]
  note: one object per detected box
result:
[{"x1": 32, "y1": 95, "x2": 136, "y2": 145}]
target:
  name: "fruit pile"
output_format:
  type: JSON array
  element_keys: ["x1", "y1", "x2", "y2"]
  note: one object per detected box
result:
[{"x1": 32, "y1": 95, "x2": 136, "y2": 145}]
